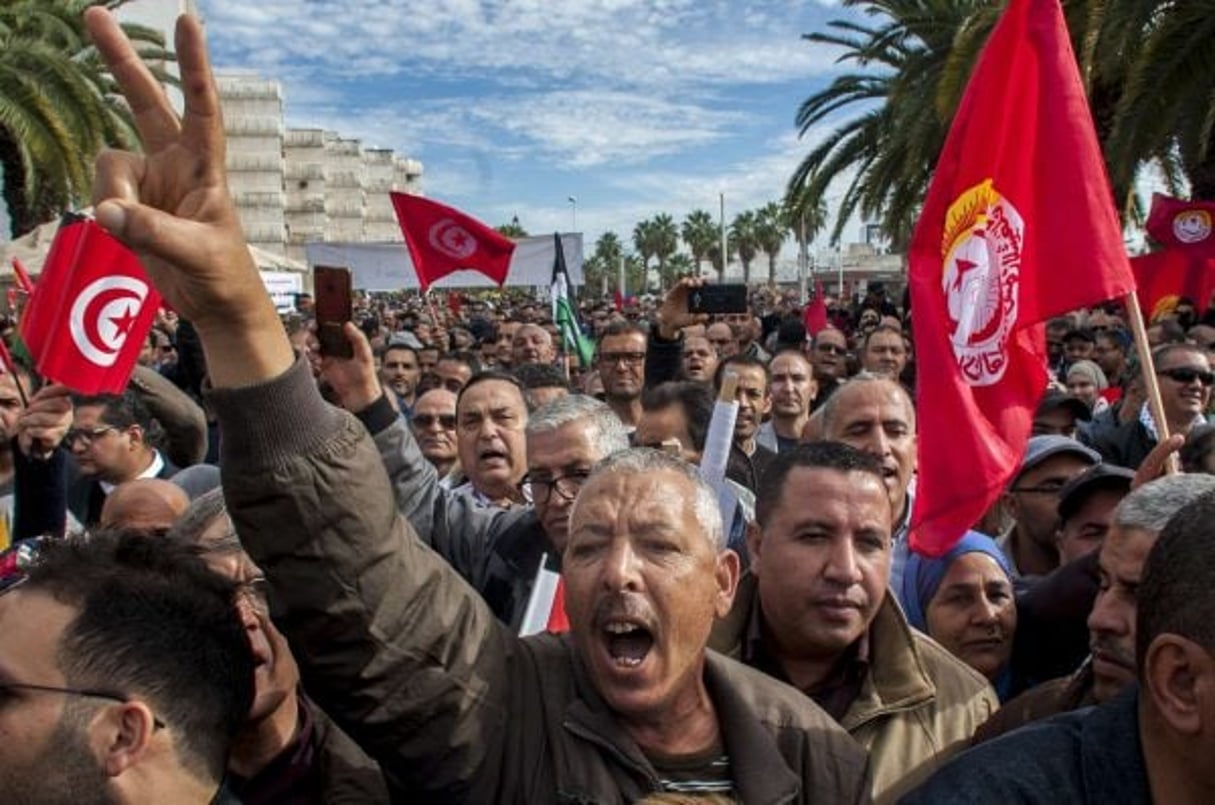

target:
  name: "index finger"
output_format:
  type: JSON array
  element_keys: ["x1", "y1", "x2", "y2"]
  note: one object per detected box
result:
[
  {"x1": 85, "y1": 8, "x2": 181, "y2": 152},
  {"x1": 1132, "y1": 433, "x2": 1184, "y2": 488}
]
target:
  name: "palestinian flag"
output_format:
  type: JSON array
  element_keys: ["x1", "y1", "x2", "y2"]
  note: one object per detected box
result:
[{"x1": 550, "y1": 233, "x2": 594, "y2": 367}]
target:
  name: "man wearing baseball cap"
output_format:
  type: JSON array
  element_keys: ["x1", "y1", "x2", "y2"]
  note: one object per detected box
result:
[
  {"x1": 1032, "y1": 389, "x2": 1092, "y2": 440},
  {"x1": 998, "y1": 435, "x2": 1100, "y2": 582}
]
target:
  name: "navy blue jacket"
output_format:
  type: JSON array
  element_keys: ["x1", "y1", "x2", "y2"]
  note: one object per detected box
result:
[{"x1": 901, "y1": 688, "x2": 1149, "y2": 804}]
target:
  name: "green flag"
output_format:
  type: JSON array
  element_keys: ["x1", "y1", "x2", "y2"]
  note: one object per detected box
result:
[{"x1": 550, "y1": 233, "x2": 594, "y2": 367}]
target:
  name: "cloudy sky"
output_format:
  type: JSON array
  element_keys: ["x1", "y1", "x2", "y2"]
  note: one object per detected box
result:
[{"x1": 191, "y1": 0, "x2": 868, "y2": 255}]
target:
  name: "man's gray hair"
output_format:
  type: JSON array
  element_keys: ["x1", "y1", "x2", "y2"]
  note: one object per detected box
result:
[
  {"x1": 1114, "y1": 473, "x2": 1215, "y2": 534},
  {"x1": 820, "y1": 372, "x2": 916, "y2": 434},
  {"x1": 167, "y1": 487, "x2": 243, "y2": 555},
  {"x1": 571, "y1": 447, "x2": 725, "y2": 550},
  {"x1": 527, "y1": 393, "x2": 630, "y2": 457}
]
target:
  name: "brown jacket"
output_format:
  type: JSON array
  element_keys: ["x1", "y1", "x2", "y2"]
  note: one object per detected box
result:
[
  {"x1": 211, "y1": 359, "x2": 872, "y2": 804},
  {"x1": 709, "y1": 574, "x2": 998, "y2": 803},
  {"x1": 971, "y1": 659, "x2": 1097, "y2": 745}
]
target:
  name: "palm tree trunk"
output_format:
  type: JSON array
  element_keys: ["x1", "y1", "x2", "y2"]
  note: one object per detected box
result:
[{"x1": 768, "y1": 255, "x2": 777, "y2": 287}]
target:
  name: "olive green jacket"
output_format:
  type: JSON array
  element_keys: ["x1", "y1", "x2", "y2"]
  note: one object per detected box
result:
[{"x1": 710, "y1": 574, "x2": 998, "y2": 803}]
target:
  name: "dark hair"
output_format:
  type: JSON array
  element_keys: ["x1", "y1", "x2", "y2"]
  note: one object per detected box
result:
[
  {"x1": 641, "y1": 381, "x2": 715, "y2": 453},
  {"x1": 1063, "y1": 327, "x2": 1096, "y2": 345},
  {"x1": 72, "y1": 390, "x2": 155, "y2": 432},
  {"x1": 862, "y1": 323, "x2": 905, "y2": 351},
  {"x1": 379, "y1": 343, "x2": 419, "y2": 362},
  {"x1": 1096, "y1": 327, "x2": 1131, "y2": 352},
  {"x1": 456, "y1": 369, "x2": 527, "y2": 409},
  {"x1": 712, "y1": 354, "x2": 770, "y2": 390},
  {"x1": 514, "y1": 362, "x2": 570, "y2": 391},
  {"x1": 597, "y1": 320, "x2": 647, "y2": 348},
  {"x1": 1136, "y1": 490, "x2": 1215, "y2": 671},
  {"x1": 22, "y1": 530, "x2": 254, "y2": 783},
  {"x1": 755, "y1": 441, "x2": 886, "y2": 526},
  {"x1": 439, "y1": 350, "x2": 482, "y2": 375}
]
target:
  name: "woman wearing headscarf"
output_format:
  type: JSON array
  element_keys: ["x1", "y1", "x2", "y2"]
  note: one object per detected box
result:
[
  {"x1": 900, "y1": 532, "x2": 1018, "y2": 701},
  {"x1": 1065, "y1": 359, "x2": 1109, "y2": 415}
]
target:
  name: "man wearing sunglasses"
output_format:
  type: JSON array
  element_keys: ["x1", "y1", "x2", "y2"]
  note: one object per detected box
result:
[
  {"x1": 0, "y1": 531, "x2": 253, "y2": 804},
  {"x1": 1090, "y1": 343, "x2": 1213, "y2": 470},
  {"x1": 807, "y1": 327, "x2": 849, "y2": 409},
  {"x1": 410, "y1": 388, "x2": 459, "y2": 483}
]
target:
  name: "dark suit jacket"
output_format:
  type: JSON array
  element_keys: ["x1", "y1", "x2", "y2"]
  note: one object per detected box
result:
[{"x1": 67, "y1": 452, "x2": 180, "y2": 527}]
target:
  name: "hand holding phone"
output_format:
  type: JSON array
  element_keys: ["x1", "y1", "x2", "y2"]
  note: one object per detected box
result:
[{"x1": 313, "y1": 266, "x2": 353, "y2": 359}]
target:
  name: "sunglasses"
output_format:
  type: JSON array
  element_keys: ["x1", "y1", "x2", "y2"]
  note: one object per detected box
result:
[
  {"x1": 1158, "y1": 367, "x2": 1215, "y2": 386},
  {"x1": 412, "y1": 413, "x2": 457, "y2": 429}
]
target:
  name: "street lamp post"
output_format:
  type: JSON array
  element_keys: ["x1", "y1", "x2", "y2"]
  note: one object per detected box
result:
[{"x1": 567, "y1": 196, "x2": 577, "y2": 232}]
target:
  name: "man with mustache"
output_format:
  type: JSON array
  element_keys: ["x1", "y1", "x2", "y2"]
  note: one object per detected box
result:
[
  {"x1": 450, "y1": 372, "x2": 530, "y2": 509},
  {"x1": 710, "y1": 442, "x2": 996, "y2": 802},
  {"x1": 974, "y1": 472, "x2": 1215, "y2": 742},
  {"x1": 83, "y1": 10, "x2": 872, "y2": 800},
  {"x1": 713, "y1": 356, "x2": 776, "y2": 494}
]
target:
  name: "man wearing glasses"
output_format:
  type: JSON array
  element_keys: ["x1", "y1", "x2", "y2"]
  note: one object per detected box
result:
[
  {"x1": 410, "y1": 388, "x2": 459, "y2": 483},
  {"x1": 0, "y1": 531, "x2": 254, "y2": 803},
  {"x1": 595, "y1": 321, "x2": 648, "y2": 429},
  {"x1": 998, "y1": 436, "x2": 1100, "y2": 584},
  {"x1": 807, "y1": 327, "x2": 849, "y2": 410},
  {"x1": 1090, "y1": 343, "x2": 1213, "y2": 470},
  {"x1": 67, "y1": 391, "x2": 179, "y2": 526}
]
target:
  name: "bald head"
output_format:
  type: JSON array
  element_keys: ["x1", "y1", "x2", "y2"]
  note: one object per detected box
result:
[{"x1": 100, "y1": 478, "x2": 191, "y2": 531}]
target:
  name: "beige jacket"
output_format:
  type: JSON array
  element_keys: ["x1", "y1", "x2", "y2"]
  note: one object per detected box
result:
[{"x1": 710, "y1": 574, "x2": 998, "y2": 803}]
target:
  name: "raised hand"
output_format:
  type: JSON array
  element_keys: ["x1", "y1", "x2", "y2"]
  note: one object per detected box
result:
[
  {"x1": 16, "y1": 384, "x2": 73, "y2": 459},
  {"x1": 320, "y1": 323, "x2": 385, "y2": 414},
  {"x1": 85, "y1": 9, "x2": 293, "y2": 387}
]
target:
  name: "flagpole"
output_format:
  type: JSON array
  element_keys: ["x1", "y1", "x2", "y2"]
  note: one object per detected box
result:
[
  {"x1": 1123, "y1": 289, "x2": 1178, "y2": 474},
  {"x1": 719, "y1": 193, "x2": 728, "y2": 282}
]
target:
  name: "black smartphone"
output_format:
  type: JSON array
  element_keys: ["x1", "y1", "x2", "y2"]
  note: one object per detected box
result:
[
  {"x1": 313, "y1": 266, "x2": 353, "y2": 359},
  {"x1": 688, "y1": 284, "x2": 748, "y2": 315}
]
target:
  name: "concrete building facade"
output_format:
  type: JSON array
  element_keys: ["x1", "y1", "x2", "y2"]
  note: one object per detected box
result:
[{"x1": 216, "y1": 73, "x2": 424, "y2": 262}]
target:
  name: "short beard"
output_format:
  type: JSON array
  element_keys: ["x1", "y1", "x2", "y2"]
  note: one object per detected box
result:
[{"x1": 0, "y1": 701, "x2": 116, "y2": 805}]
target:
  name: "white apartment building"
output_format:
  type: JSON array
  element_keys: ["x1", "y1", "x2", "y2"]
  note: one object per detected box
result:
[{"x1": 216, "y1": 73, "x2": 424, "y2": 262}]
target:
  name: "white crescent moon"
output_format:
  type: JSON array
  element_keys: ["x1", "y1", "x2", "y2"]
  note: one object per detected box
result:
[
  {"x1": 428, "y1": 218, "x2": 478, "y2": 260},
  {"x1": 69, "y1": 275, "x2": 149, "y2": 367}
]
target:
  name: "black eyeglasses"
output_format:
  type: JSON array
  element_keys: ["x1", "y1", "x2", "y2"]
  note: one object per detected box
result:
[
  {"x1": 0, "y1": 683, "x2": 165, "y2": 729},
  {"x1": 523, "y1": 470, "x2": 591, "y2": 504},
  {"x1": 64, "y1": 425, "x2": 118, "y2": 447},
  {"x1": 598, "y1": 352, "x2": 645, "y2": 366},
  {"x1": 1158, "y1": 367, "x2": 1215, "y2": 386},
  {"x1": 412, "y1": 413, "x2": 457, "y2": 429}
]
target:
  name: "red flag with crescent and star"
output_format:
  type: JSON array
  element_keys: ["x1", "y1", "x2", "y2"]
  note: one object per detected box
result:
[
  {"x1": 390, "y1": 193, "x2": 516, "y2": 292},
  {"x1": 20, "y1": 214, "x2": 161, "y2": 394},
  {"x1": 907, "y1": 0, "x2": 1135, "y2": 556}
]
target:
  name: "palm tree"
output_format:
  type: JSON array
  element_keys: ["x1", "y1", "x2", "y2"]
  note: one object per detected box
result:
[
  {"x1": 786, "y1": 187, "x2": 828, "y2": 274},
  {"x1": 651, "y1": 213, "x2": 679, "y2": 290},
  {"x1": 787, "y1": 0, "x2": 985, "y2": 249},
  {"x1": 632, "y1": 218, "x2": 659, "y2": 290},
  {"x1": 755, "y1": 201, "x2": 788, "y2": 286},
  {"x1": 1100, "y1": 2, "x2": 1215, "y2": 199},
  {"x1": 681, "y1": 209, "x2": 717, "y2": 276},
  {"x1": 585, "y1": 231, "x2": 624, "y2": 294},
  {"x1": 730, "y1": 210, "x2": 760, "y2": 285},
  {"x1": 666, "y1": 252, "x2": 696, "y2": 280},
  {"x1": 0, "y1": 0, "x2": 172, "y2": 237}
]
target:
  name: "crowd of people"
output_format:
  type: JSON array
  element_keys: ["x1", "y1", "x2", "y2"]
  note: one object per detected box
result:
[{"x1": 2, "y1": 9, "x2": 1215, "y2": 804}]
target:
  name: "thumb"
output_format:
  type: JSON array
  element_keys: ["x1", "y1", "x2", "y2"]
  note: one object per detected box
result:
[{"x1": 95, "y1": 198, "x2": 204, "y2": 270}]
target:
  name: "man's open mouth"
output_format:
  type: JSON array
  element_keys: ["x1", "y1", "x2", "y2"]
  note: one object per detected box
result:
[{"x1": 603, "y1": 620, "x2": 654, "y2": 668}]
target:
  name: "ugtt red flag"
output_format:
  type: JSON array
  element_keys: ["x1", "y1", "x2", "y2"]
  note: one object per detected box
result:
[
  {"x1": 908, "y1": 0, "x2": 1135, "y2": 556},
  {"x1": 20, "y1": 215, "x2": 161, "y2": 395},
  {"x1": 390, "y1": 192, "x2": 516, "y2": 292}
]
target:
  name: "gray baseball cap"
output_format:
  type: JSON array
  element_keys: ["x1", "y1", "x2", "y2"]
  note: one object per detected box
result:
[{"x1": 1014, "y1": 435, "x2": 1101, "y2": 484}]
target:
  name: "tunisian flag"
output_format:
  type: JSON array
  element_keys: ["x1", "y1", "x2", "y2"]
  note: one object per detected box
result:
[
  {"x1": 390, "y1": 192, "x2": 516, "y2": 292},
  {"x1": 908, "y1": 0, "x2": 1135, "y2": 555},
  {"x1": 20, "y1": 215, "x2": 161, "y2": 395},
  {"x1": 1131, "y1": 194, "x2": 1215, "y2": 320}
]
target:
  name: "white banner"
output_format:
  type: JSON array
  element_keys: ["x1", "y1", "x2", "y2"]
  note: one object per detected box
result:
[
  {"x1": 260, "y1": 270, "x2": 303, "y2": 310},
  {"x1": 305, "y1": 234, "x2": 584, "y2": 291}
]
